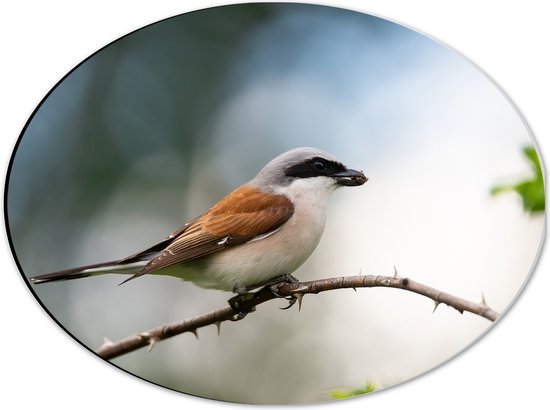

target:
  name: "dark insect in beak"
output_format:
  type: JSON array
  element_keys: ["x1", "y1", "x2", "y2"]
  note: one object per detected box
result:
[{"x1": 332, "y1": 168, "x2": 368, "y2": 186}]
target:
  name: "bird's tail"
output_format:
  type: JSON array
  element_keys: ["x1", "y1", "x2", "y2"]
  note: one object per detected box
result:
[{"x1": 29, "y1": 260, "x2": 148, "y2": 284}]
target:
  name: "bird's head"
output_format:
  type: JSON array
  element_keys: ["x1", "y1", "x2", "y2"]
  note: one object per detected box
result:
[{"x1": 252, "y1": 147, "x2": 367, "y2": 195}]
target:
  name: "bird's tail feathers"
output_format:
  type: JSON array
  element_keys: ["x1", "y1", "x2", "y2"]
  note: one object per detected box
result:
[{"x1": 30, "y1": 260, "x2": 148, "y2": 284}]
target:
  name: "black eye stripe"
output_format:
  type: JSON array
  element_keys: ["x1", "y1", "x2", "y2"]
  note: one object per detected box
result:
[
  {"x1": 285, "y1": 157, "x2": 346, "y2": 178},
  {"x1": 313, "y1": 160, "x2": 327, "y2": 171}
]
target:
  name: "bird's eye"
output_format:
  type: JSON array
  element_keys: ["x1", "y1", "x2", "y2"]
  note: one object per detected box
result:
[{"x1": 312, "y1": 160, "x2": 327, "y2": 172}]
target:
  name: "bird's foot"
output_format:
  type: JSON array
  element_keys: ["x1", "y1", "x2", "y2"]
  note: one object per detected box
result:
[
  {"x1": 264, "y1": 274, "x2": 298, "y2": 297},
  {"x1": 228, "y1": 292, "x2": 257, "y2": 320},
  {"x1": 229, "y1": 274, "x2": 302, "y2": 315},
  {"x1": 264, "y1": 275, "x2": 301, "y2": 310},
  {"x1": 279, "y1": 294, "x2": 299, "y2": 310},
  {"x1": 254, "y1": 275, "x2": 302, "y2": 310},
  {"x1": 236, "y1": 274, "x2": 299, "y2": 294}
]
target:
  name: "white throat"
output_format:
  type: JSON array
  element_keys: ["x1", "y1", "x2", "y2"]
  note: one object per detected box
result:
[{"x1": 276, "y1": 176, "x2": 338, "y2": 209}]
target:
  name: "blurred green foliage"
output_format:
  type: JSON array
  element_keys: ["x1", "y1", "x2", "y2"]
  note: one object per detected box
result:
[
  {"x1": 329, "y1": 380, "x2": 377, "y2": 400},
  {"x1": 491, "y1": 146, "x2": 545, "y2": 214}
]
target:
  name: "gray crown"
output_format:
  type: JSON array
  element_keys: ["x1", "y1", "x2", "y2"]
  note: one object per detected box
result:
[{"x1": 251, "y1": 147, "x2": 337, "y2": 188}]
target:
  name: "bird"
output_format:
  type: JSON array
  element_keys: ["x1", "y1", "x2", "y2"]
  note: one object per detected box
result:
[{"x1": 30, "y1": 147, "x2": 367, "y2": 308}]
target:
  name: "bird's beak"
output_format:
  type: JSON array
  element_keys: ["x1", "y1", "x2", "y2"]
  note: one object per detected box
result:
[{"x1": 332, "y1": 168, "x2": 368, "y2": 186}]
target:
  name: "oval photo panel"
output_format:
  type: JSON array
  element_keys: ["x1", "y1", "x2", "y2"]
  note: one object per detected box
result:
[{"x1": 5, "y1": 3, "x2": 545, "y2": 405}]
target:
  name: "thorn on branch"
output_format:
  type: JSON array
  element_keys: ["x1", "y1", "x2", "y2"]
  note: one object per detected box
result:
[
  {"x1": 480, "y1": 292, "x2": 488, "y2": 307},
  {"x1": 101, "y1": 337, "x2": 113, "y2": 347},
  {"x1": 147, "y1": 337, "x2": 159, "y2": 352},
  {"x1": 95, "y1": 272, "x2": 501, "y2": 360},
  {"x1": 393, "y1": 265, "x2": 400, "y2": 278},
  {"x1": 296, "y1": 293, "x2": 304, "y2": 311}
]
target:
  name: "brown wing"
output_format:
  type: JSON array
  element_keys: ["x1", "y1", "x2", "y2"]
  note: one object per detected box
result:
[
  {"x1": 117, "y1": 219, "x2": 198, "y2": 264},
  {"x1": 126, "y1": 186, "x2": 294, "y2": 280}
]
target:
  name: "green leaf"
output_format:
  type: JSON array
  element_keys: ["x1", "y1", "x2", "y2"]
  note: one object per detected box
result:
[
  {"x1": 491, "y1": 145, "x2": 545, "y2": 214},
  {"x1": 329, "y1": 380, "x2": 377, "y2": 400}
]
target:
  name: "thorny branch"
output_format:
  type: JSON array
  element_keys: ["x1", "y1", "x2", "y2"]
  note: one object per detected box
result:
[{"x1": 96, "y1": 271, "x2": 500, "y2": 360}]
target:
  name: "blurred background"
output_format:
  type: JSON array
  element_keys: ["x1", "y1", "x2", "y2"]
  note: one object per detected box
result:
[{"x1": 5, "y1": 3, "x2": 544, "y2": 404}]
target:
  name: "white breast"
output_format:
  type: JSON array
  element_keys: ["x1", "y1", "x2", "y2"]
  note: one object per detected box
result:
[{"x1": 174, "y1": 176, "x2": 338, "y2": 291}]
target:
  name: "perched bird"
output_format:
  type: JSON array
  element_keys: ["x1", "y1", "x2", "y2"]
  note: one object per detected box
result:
[{"x1": 30, "y1": 147, "x2": 367, "y2": 301}]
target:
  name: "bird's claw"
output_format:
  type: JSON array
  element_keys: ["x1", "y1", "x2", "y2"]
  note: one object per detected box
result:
[
  {"x1": 230, "y1": 311, "x2": 248, "y2": 321},
  {"x1": 279, "y1": 294, "x2": 298, "y2": 310},
  {"x1": 268, "y1": 276, "x2": 304, "y2": 311}
]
